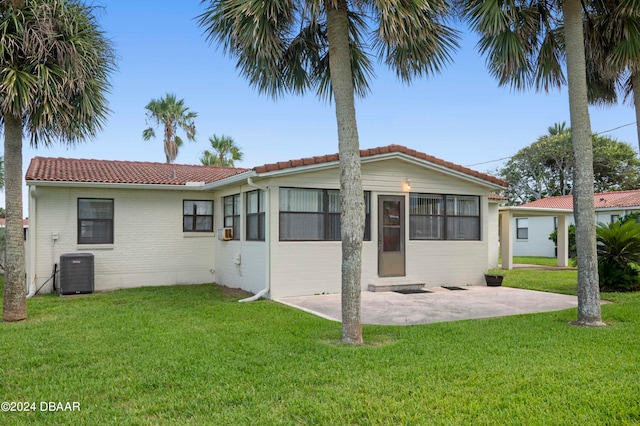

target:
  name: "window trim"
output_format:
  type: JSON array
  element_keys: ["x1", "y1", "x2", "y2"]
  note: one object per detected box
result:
[
  {"x1": 77, "y1": 198, "x2": 114, "y2": 244},
  {"x1": 516, "y1": 218, "x2": 529, "y2": 240},
  {"x1": 183, "y1": 200, "x2": 214, "y2": 232},
  {"x1": 279, "y1": 188, "x2": 371, "y2": 241},
  {"x1": 246, "y1": 190, "x2": 265, "y2": 241},
  {"x1": 224, "y1": 194, "x2": 241, "y2": 240},
  {"x1": 409, "y1": 193, "x2": 481, "y2": 241}
]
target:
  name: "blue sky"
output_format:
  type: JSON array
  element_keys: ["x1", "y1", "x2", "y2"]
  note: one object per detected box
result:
[{"x1": 4, "y1": 1, "x2": 640, "y2": 208}]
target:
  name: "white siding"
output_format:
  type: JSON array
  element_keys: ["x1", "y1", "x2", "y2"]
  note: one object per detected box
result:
[
  {"x1": 487, "y1": 202, "x2": 500, "y2": 268},
  {"x1": 267, "y1": 159, "x2": 496, "y2": 298},
  {"x1": 212, "y1": 186, "x2": 267, "y2": 295}
]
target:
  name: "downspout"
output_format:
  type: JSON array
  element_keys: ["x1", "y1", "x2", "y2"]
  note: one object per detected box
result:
[
  {"x1": 26, "y1": 186, "x2": 37, "y2": 298},
  {"x1": 239, "y1": 177, "x2": 270, "y2": 302}
]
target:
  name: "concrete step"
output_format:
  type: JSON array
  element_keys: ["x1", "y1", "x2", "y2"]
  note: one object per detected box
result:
[{"x1": 368, "y1": 280, "x2": 426, "y2": 293}]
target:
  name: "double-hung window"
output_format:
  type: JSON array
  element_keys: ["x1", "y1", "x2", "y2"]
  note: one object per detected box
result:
[
  {"x1": 516, "y1": 218, "x2": 528, "y2": 240},
  {"x1": 246, "y1": 190, "x2": 265, "y2": 241},
  {"x1": 224, "y1": 194, "x2": 240, "y2": 240},
  {"x1": 78, "y1": 198, "x2": 114, "y2": 244},
  {"x1": 409, "y1": 194, "x2": 480, "y2": 240},
  {"x1": 183, "y1": 200, "x2": 213, "y2": 232},
  {"x1": 279, "y1": 188, "x2": 370, "y2": 241}
]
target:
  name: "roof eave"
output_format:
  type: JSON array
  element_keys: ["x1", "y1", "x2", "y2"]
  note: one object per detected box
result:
[
  {"x1": 26, "y1": 180, "x2": 211, "y2": 191},
  {"x1": 201, "y1": 170, "x2": 257, "y2": 190},
  {"x1": 499, "y1": 206, "x2": 574, "y2": 217}
]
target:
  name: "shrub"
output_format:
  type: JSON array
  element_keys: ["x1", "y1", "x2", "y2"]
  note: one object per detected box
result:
[
  {"x1": 549, "y1": 224, "x2": 577, "y2": 260},
  {"x1": 596, "y1": 220, "x2": 640, "y2": 292}
]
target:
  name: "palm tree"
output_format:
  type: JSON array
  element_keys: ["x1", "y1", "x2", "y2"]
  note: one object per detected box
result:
[
  {"x1": 1, "y1": 0, "x2": 115, "y2": 322},
  {"x1": 198, "y1": 0, "x2": 459, "y2": 343},
  {"x1": 462, "y1": 0, "x2": 605, "y2": 326},
  {"x1": 200, "y1": 135, "x2": 243, "y2": 167},
  {"x1": 0, "y1": 156, "x2": 4, "y2": 190},
  {"x1": 142, "y1": 93, "x2": 197, "y2": 163},
  {"x1": 583, "y1": 1, "x2": 640, "y2": 152}
]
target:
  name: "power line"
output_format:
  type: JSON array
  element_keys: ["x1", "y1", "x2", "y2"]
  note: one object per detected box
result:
[{"x1": 464, "y1": 121, "x2": 638, "y2": 168}]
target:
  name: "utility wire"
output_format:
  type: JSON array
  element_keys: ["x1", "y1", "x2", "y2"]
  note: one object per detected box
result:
[{"x1": 464, "y1": 121, "x2": 638, "y2": 168}]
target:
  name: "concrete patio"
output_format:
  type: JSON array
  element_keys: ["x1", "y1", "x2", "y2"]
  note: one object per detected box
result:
[{"x1": 277, "y1": 286, "x2": 580, "y2": 326}]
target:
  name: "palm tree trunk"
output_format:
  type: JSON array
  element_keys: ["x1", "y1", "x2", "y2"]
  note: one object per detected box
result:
[
  {"x1": 563, "y1": 0, "x2": 604, "y2": 326},
  {"x1": 632, "y1": 72, "x2": 640, "y2": 154},
  {"x1": 325, "y1": 0, "x2": 364, "y2": 344},
  {"x1": 2, "y1": 113, "x2": 27, "y2": 322}
]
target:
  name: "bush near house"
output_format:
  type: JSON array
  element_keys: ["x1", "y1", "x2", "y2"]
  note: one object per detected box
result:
[
  {"x1": 548, "y1": 224, "x2": 577, "y2": 260},
  {"x1": 596, "y1": 220, "x2": 640, "y2": 292}
]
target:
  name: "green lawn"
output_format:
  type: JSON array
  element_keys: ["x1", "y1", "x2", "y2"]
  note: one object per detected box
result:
[
  {"x1": 1, "y1": 275, "x2": 639, "y2": 425},
  {"x1": 511, "y1": 256, "x2": 563, "y2": 266}
]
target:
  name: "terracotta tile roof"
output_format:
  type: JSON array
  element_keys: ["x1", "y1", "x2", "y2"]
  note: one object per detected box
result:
[
  {"x1": 520, "y1": 190, "x2": 640, "y2": 210},
  {"x1": 253, "y1": 144, "x2": 508, "y2": 187},
  {"x1": 25, "y1": 157, "x2": 249, "y2": 185},
  {"x1": 0, "y1": 218, "x2": 29, "y2": 227},
  {"x1": 489, "y1": 193, "x2": 508, "y2": 200}
]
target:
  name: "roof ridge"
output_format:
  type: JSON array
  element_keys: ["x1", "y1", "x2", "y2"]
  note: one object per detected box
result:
[{"x1": 252, "y1": 144, "x2": 507, "y2": 187}]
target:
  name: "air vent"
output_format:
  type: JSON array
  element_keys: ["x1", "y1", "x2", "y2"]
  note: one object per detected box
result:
[{"x1": 59, "y1": 253, "x2": 94, "y2": 295}]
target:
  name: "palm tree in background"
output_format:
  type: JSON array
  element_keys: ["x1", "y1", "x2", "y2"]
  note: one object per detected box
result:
[
  {"x1": 462, "y1": 0, "x2": 606, "y2": 326},
  {"x1": 198, "y1": 0, "x2": 459, "y2": 343},
  {"x1": 583, "y1": 1, "x2": 640, "y2": 152},
  {"x1": 142, "y1": 93, "x2": 197, "y2": 163},
  {"x1": 1, "y1": 0, "x2": 116, "y2": 322},
  {"x1": 200, "y1": 135, "x2": 243, "y2": 167}
]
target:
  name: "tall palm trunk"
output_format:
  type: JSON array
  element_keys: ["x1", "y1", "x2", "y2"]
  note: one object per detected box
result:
[
  {"x1": 563, "y1": 0, "x2": 604, "y2": 326},
  {"x1": 632, "y1": 72, "x2": 640, "y2": 154},
  {"x1": 326, "y1": 0, "x2": 364, "y2": 344},
  {"x1": 3, "y1": 113, "x2": 26, "y2": 322}
]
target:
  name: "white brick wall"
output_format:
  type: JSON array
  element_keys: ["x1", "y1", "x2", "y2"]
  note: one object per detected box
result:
[
  {"x1": 28, "y1": 186, "x2": 217, "y2": 293},
  {"x1": 27, "y1": 157, "x2": 500, "y2": 298}
]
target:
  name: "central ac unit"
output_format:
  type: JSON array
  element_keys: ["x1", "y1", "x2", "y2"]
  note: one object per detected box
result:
[{"x1": 59, "y1": 253, "x2": 94, "y2": 295}]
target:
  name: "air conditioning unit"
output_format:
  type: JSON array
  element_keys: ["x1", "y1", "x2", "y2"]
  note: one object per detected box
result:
[
  {"x1": 59, "y1": 253, "x2": 94, "y2": 295},
  {"x1": 222, "y1": 227, "x2": 233, "y2": 241}
]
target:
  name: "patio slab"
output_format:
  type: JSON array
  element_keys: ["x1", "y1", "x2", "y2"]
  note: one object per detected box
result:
[{"x1": 276, "y1": 286, "x2": 581, "y2": 326}]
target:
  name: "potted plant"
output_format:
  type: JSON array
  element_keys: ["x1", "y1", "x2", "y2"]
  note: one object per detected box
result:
[{"x1": 484, "y1": 274, "x2": 504, "y2": 287}]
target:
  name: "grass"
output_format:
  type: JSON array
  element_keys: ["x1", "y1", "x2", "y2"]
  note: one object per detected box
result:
[
  {"x1": 1, "y1": 277, "x2": 640, "y2": 425},
  {"x1": 511, "y1": 256, "x2": 564, "y2": 266}
]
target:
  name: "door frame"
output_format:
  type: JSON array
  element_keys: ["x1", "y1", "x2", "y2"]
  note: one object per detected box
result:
[{"x1": 377, "y1": 195, "x2": 406, "y2": 277}]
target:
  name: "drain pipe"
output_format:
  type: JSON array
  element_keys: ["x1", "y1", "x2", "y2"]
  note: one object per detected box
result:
[
  {"x1": 26, "y1": 186, "x2": 37, "y2": 298},
  {"x1": 239, "y1": 177, "x2": 271, "y2": 302}
]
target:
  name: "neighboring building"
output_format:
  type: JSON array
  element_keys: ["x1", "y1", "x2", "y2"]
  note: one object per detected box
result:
[
  {"x1": 25, "y1": 145, "x2": 507, "y2": 298},
  {"x1": 0, "y1": 218, "x2": 29, "y2": 239},
  {"x1": 511, "y1": 190, "x2": 640, "y2": 257}
]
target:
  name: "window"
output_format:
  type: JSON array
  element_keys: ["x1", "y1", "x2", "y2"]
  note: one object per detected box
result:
[
  {"x1": 78, "y1": 198, "x2": 113, "y2": 244},
  {"x1": 409, "y1": 194, "x2": 480, "y2": 240},
  {"x1": 183, "y1": 200, "x2": 213, "y2": 232},
  {"x1": 279, "y1": 188, "x2": 371, "y2": 241},
  {"x1": 611, "y1": 214, "x2": 620, "y2": 224},
  {"x1": 224, "y1": 194, "x2": 240, "y2": 240},
  {"x1": 246, "y1": 190, "x2": 265, "y2": 241},
  {"x1": 516, "y1": 218, "x2": 528, "y2": 240}
]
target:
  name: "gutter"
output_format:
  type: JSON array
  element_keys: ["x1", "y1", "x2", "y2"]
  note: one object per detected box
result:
[
  {"x1": 26, "y1": 186, "x2": 37, "y2": 298},
  {"x1": 238, "y1": 177, "x2": 271, "y2": 302}
]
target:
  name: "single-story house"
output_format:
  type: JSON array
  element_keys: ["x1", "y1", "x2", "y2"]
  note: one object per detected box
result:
[
  {"x1": 508, "y1": 190, "x2": 640, "y2": 258},
  {"x1": 25, "y1": 144, "x2": 507, "y2": 298}
]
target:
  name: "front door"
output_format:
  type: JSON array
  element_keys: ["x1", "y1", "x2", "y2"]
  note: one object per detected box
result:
[{"x1": 378, "y1": 195, "x2": 405, "y2": 277}]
